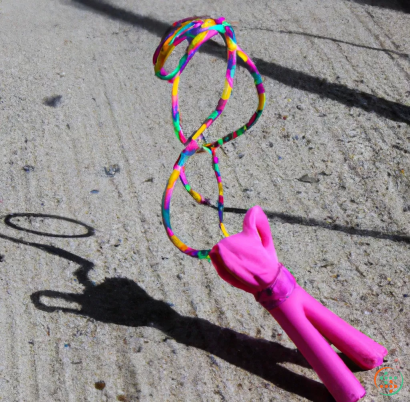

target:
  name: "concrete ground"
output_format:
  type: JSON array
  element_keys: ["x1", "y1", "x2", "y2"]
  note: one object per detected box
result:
[{"x1": 0, "y1": 0, "x2": 409, "y2": 401}]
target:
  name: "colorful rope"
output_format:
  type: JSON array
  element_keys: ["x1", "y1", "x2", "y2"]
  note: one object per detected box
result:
[{"x1": 153, "y1": 16, "x2": 266, "y2": 259}]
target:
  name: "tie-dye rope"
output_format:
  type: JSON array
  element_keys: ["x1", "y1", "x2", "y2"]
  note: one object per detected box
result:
[{"x1": 153, "y1": 16, "x2": 266, "y2": 259}]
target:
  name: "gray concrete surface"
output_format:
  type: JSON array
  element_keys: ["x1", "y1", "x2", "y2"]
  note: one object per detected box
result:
[{"x1": 0, "y1": 0, "x2": 409, "y2": 401}]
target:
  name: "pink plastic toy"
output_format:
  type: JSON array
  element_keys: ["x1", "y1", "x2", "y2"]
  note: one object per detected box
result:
[{"x1": 210, "y1": 206, "x2": 388, "y2": 402}]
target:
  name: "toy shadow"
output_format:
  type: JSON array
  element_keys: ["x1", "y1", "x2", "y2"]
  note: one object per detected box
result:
[
  {"x1": 1, "y1": 213, "x2": 371, "y2": 401},
  {"x1": 32, "y1": 277, "x2": 336, "y2": 401}
]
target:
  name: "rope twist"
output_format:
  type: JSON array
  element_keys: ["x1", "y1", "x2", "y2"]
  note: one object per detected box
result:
[{"x1": 153, "y1": 16, "x2": 265, "y2": 259}]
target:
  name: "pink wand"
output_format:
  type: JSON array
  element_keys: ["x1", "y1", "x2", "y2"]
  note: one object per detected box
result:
[{"x1": 210, "y1": 206, "x2": 388, "y2": 402}]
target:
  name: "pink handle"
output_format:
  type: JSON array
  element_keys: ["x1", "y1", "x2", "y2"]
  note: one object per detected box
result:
[{"x1": 210, "y1": 206, "x2": 388, "y2": 402}]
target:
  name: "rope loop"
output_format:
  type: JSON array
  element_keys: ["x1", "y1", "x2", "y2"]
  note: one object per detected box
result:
[{"x1": 153, "y1": 16, "x2": 266, "y2": 259}]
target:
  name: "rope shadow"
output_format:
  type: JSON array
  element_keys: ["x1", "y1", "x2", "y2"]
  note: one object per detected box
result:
[
  {"x1": 279, "y1": 30, "x2": 410, "y2": 59},
  {"x1": 348, "y1": 0, "x2": 410, "y2": 13},
  {"x1": 217, "y1": 206, "x2": 410, "y2": 244},
  {"x1": 0, "y1": 212, "x2": 355, "y2": 401},
  {"x1": 69, "y1": 0, "x2": 410, "y2": 124}
]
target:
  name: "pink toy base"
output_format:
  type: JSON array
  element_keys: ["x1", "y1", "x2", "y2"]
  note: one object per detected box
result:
[
  {"x1": 269, "y1": 282, "x2": 387, "y2": 402},
  {"x1": 210, "y1": 206, "x2": 388, "y2": 402}
]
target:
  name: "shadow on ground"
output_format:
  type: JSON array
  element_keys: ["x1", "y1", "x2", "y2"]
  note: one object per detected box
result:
[
  {"x1": 6, "y1": 213, "x2": 395, "y2": 401},
  {"x1": 278, "y1": 30, "x2": 409, "y2": 59},
  {"x1": 68, "y1": 0, "x2": 410, "y2": 124},
  {"x1": 5, "y1": 208, "x2": 408, "y2": 397},
  {"x1": 218, "y1": 206, "x2": 410, "y2": 244},
  {"x1": 348, "y1": 0, "x2": 410, "y2": 13}
]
